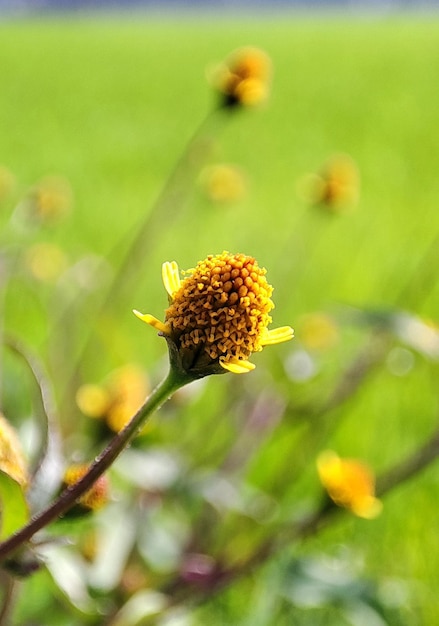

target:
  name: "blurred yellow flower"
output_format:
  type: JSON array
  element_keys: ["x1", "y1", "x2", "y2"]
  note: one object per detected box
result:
[
  {"x1": 317, "y1": 450, "x2": 382, "y2": 519},
  {"x1": 134, "y1": 251, "x2": 294, "y2": 377},
  {"x1": 22, "y1": 175, "x2": 73, "y2": 225},
  {"x1": 76, "y1": 383, "x2": 111, "y2": 419},
  {"x1": 24, "y1": 242, "x2": 68, "y2": 283},
  {"x1": 300, "y1": 154, "x2": 360, "y2": 213},
  {"x1": 199, "y1": 164, "x2": 248, "y2": 204},
  {"x1": 76, "y1": 364, "x2": 150, "y2": 434},
  {"x1": 0, "y1": 412, "x2": 29, "y2": 489},
  {"x1": 299, "y1": 312, "x2": 339, "y2": 351},
  {"x1": 211, "y1": 46, "x2": 272, "y2": 108},
  {"x1": 62, "y1": 463, "x2": 109, "y2": 513}
]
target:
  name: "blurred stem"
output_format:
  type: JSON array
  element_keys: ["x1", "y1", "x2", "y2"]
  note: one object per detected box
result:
[
  {"x1": 174, "y1": 419, "x2": 439, "y2": 607},
  {"x1": 233, "y1": 419, "x2": 439, "y2": 585},
  {"x1": 56, "y1": 107, "x2": 225, "y2": 418},
  {"x1": 316, "y1": 331, "x2": 389, "y2": 416},
  {"x1": 230, "y1": 497, "x2": 337, "y2": 581},
  {"x1": 164, "y1": 497, "x2": 338, "y2": 606},
  {"x1": 0, "y1": 285, "x2": 5, "y2": 404},
  {"x1": 377, "y1": 421, "x2": 439, "y2": 496},
  {"x1": 235, "y1": 421, "x2": 439, "y2": 593},
  {"x1": 267, "y1": 331, "x2": 389, "y2": 495},
  {"x1": 0, "y1": 252, "x2": 14, "y2": 405},
  {"x1": 0, "y1": 367, "x2": 190, "y2": 564},
  {"x1": 0, "y1": 572, "x2": 17, "y2": 625},
  {"x1": 104, "y1": 109, "x2": 222, "y2": 305},
  {"x1": 394, "y1": 231, "x2": 439, "y2": 310}
]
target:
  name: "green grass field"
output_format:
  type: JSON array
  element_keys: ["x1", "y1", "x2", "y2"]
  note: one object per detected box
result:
[{"x1": 2, "y1": 12, "x2": 439, "y2": 625}]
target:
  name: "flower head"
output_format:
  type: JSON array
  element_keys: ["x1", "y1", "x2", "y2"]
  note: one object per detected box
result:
[
  {"x1": 18, "y1": 175, "x2": 72, "y2": 227},
  {"x1": 25, "y1": 242, "x2": 68, "y2": 283},
  {"x1": 211, "y1": 47, "x2": 271, "y2": 109},
  {"x1": 199, "y1": 163, "x2": 248, "y2": 204},
  {"x1": 135, "y1": 251, "x2": 293, "y2": 378},
  {"x1": 76, "y1": 364, "x2": 150, "y2": 434},
  {"x1": 62, "y1": 463, "x2": 109, "y2": 514},
  {"x1": 300, "y1": 154, "x2": 360, "y2": 213},
  {"x1": 317, "y1": 450, "x2": 382, "y2": 519}
]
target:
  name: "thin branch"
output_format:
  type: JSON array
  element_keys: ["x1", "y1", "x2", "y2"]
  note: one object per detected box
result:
[
  {"x1": 394, "y1": 232, "x2": 439, "y2": 309},
  {"x1": 105, "y1": 110, "x2": 222, "y2": 305},
  {"x1": 0, "y1": 368, "x2": 185, "y2": 563},
  {"x1": 377, "y1": 423, "x2": 439, "y2": 497}
]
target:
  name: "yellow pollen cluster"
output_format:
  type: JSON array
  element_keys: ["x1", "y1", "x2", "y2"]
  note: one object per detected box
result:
[
  {"x1": 300, "y1": 154, "x2": 360, "y2": 213},
  {"x1": 76, "y1": 364, "x2": 150, "y2": 434},
  {"x1": 213, "y1": 46, "x2": 271, "y2": 107},
  {"x1": 165, "y1": 252, "x2": 274, "y2": 365},
  {"x1": 63, "y1": 464, "x2": 109, "y2": 512},
  {"x1": 27, "y1": 176, "x2": 73, "y2": 224}
]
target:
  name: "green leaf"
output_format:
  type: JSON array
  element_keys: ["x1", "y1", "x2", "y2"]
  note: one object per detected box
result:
[{"x1": 0, "y1": 469, "x2": 29, "y2": 540}]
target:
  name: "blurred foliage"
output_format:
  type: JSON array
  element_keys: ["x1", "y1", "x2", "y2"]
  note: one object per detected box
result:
[{"x1": 1, "y1": 13, "x2": 439, "y2": 626}]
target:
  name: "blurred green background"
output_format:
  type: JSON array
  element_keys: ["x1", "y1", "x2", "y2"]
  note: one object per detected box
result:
[{"x1": 2, "y1": 13, "x2": 439, "y2": 625}]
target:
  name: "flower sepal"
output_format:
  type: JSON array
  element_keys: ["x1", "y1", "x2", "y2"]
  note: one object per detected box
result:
[{"x1": 164, "y1": 334, "x2": 228, "y2": 381}]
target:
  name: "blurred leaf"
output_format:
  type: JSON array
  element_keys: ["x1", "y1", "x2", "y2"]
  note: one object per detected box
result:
[
  {"x1": 0, "y1": 469, "x2": 29, "y2": 540},
  {"x1": 3, "y1": 335, "x2": 64, "y2": 510},
  {"x1": 110, "y1": 590, "x2": 168, "y2": 626},
  {"x1": 42, "y1": 545, "x2": 96, "y2": 615},
  {"x1": 345, "y1": 308, "x2": 439, "y2": 360},
  {"x1": 87, "y1": 503, "x2": 139, "y2": 592},
  {"x1": 280, "y1": 556, "x2": 407, "y2": 626},
  {"x1": 391, "y1": 313, "x2": 439, "y2": 360},
  {"x1": 114, "y1": 447, "x2": 182, "y2": 491}
]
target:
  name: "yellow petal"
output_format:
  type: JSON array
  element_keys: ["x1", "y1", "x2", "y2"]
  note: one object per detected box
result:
[
  {"x1": 133, "y1": 310, "x2": 170, "y2": 335},
  {"x1": 219, "y1": 356, "x2": 256, "y2": 374},
  {"x1": 0, "y1": 413, "x2": 29, "y2": 489},
  {"x1": 260, "y1": 326, "x2": 294, "y2": 346},
  {"x1": 352, "y1": 496, "x2": 383, "y2": 520},
  {"x1": 162, "y1": 261, "x2": 181, "y2": 299}
]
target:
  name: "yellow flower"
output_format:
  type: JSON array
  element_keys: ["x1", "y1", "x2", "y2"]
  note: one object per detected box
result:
[
  {"x1": 0, "y1": 413, "x2": 29, "y2": 489},
  {"x1": 300, "y1": 154, "x2": 360, "y2": 213},
  {"x1": 24, "y1": 242, "x2": 68, "y2": 283},
  {"x1": 134, "y1": 251, "x2": 293, "y2": 377},
  {"x1": 199, "y1": 164, "x2": 248, "y2": 204},
  {"x1": 76, "y1": 383, "x2": 111, "y2": 419},
  {"x1": 62, "y1": 463, "x2": 109, "y2": 513},
  {"x1": 76, "y1": 364, "x2": 150, "y2": 434},
  {"x1": 22, "y1": 175, "x2": 72, "y2": 225},
  {"x1": 211, "y1": 47, "x2": 271, "y2": 108},
  {"x1": 299, "y1": 312, "x2": 339, "y2": 351},
  {"x1": 317, "y1": 450, "x2": 382, "y2": 519}
]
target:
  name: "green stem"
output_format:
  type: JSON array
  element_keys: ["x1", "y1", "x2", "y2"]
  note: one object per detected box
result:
[{"x1": 0, "y1": 367, "x2": 189, "y2": 563}]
